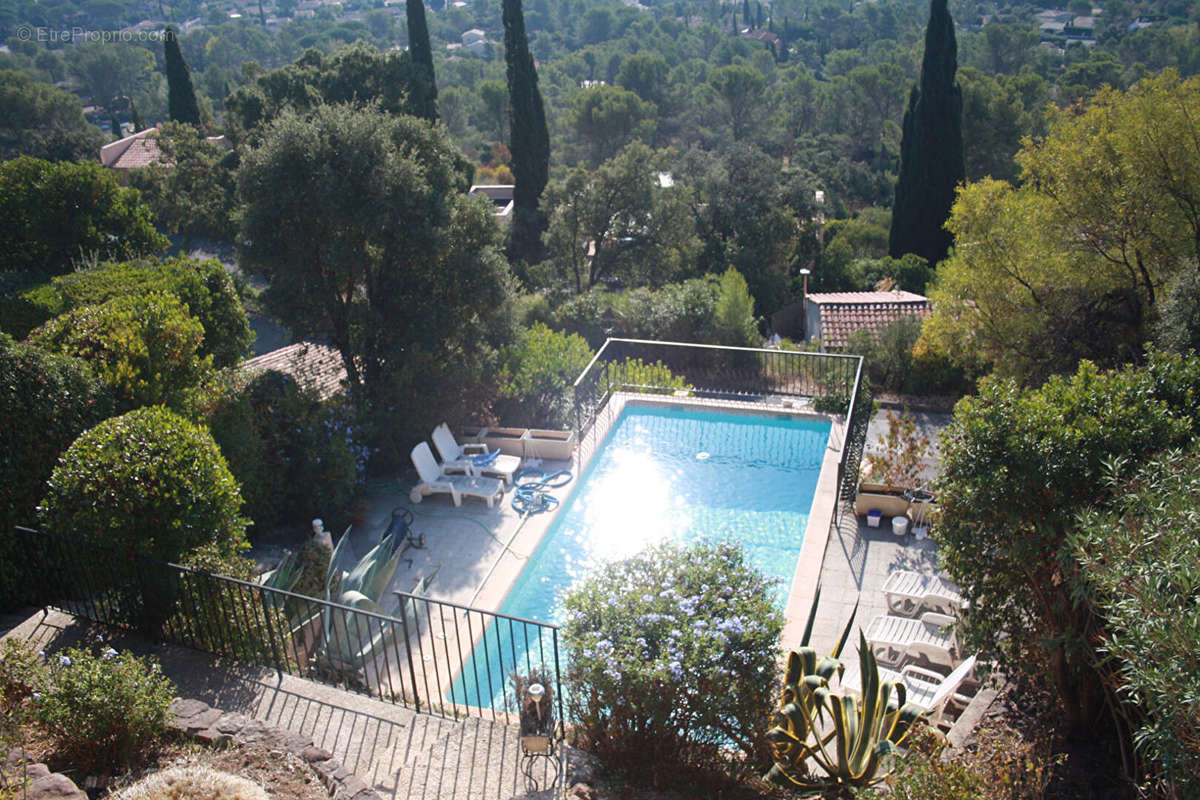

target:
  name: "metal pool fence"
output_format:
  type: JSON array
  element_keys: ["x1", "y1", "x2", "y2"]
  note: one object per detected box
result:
[
  {"x1": 10, "y1": 527, "x2": 564, "y2": 729},
  {"x1": 570, "y1": 338, "x2": 868, "y2": 517}
]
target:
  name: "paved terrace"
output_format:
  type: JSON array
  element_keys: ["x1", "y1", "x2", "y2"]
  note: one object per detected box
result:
[{"x1": 2, "y1": 410, "x2": 954, "y2": 799}]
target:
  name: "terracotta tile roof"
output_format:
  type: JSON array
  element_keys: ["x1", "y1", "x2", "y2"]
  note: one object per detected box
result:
[
  {"x1": 809, "y1": 291, "x2": 930, "y2": 350},
  {"x1": 110, "y1": 136, "x2": 164, "y2": 169},
  {"x1": 242, "y1": 342, "x2": 347, "y2": 401},
  {"x1": 807, "y1": 290, "x2": 927, "y2": 305}
]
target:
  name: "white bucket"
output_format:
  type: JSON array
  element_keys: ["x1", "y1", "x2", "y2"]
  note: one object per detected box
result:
[
  {"x1": 866, "y1": 510, "x2": 882, "y2": 528},
  {"x1": 892, "y1": 516, "x2": 909, "y2": 536}
]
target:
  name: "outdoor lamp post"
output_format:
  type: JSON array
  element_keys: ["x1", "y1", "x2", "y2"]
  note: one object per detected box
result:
[
  {"x1": 519, "y1": 681, "x2": 557, "y2": 790},
  {"x1": 799, "y1": 268, "x2": 811, "y2": 341}
]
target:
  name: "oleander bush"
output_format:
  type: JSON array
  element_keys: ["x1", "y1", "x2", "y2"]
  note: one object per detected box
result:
[
  {"x1": 494, "y1": 323, "x2": 593, "y2": 429},
  {"x1": 33, "y1": 639, "x2": 174, "y2": 769},
  {"x1": 39, "y1": 406, "x2": 248, "y2": 563},
  {"x1": 563, "y1": 540, "x2": 782, "y2": 791},
  {"x1": 28, "y1": 292, "x2": 210, "y2": 412}
]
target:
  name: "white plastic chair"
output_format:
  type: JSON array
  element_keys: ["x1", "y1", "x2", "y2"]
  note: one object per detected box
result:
[
  {"x1": 864, "y1": 611, "x2": 957, "y2": 669},
  {"x1": 409, "y1": 442, "x2": 504, "y2": 508},
  {"x1": 882, "y1": 570, "x2": 964, "y2": 617},
  {"x1": 431, "y1": 423, "x2": 522, "y2": 487}
]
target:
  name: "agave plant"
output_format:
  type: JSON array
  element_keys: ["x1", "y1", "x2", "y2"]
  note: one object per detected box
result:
[
  {"x1": 319, "y1": 528, "x2": 409, "y2": 676},
  {"x1": 764, "y1": 597, "x2": 923, "y2": 795}
]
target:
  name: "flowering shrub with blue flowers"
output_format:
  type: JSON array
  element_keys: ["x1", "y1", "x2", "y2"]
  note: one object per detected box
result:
[
  {"x1": 198, "y1": 368, "x2": 364, "y2": 533},
  {"x1": 32, "y1": 637, "x2": 174, "y2": 769},
  {"x1": 563, "y1": 540, "x2": 782, "y2": 790}
]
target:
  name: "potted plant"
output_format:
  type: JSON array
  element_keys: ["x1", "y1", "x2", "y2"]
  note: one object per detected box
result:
[
  {"x1": 524, "y1": 429, "x2": 577, "y2": 461},
  {"x1": 854, "y1": 410, "x2": 933, "y2": 518}
]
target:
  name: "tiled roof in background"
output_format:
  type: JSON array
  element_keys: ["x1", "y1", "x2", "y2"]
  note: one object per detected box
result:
[
  {"x1": 109, "y1": 136, "x2": 164, "y2": 169},
  {"x1": 810, "y1": 291, "x2": 930, "y2": 350},
  {"x1": 242, "y1": 342, "x2": 347, "y2": 401},
  {"x1": 807, "y1": 290, "x2": 927, "y2": 305}
]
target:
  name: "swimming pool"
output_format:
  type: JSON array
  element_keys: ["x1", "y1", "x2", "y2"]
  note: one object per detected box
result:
[{"x1": 448, "y1": 403, "x2": 832, "y2": 709}]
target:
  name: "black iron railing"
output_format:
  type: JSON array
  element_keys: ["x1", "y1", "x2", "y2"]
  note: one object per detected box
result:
[
  {"x1": 12, "y1": 527, "x2": 564, "y2": 730},
  {"x1": 571, "y1": 338, "x2": 869, "y2": 512}
]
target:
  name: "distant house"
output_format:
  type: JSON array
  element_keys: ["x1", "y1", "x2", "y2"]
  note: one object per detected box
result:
[
  {"x1": 100, "y1": 127, "x2": 231, "y2": 172},
  {"x1": 801, "y1": 290, "x2": 931, "y2": 351},
  {"x1": 469, "y1": 184, "x2": 514, "y2": 226},
  {"x1": 461, "y1": 28, "x2": 488, "y2": 54},
  {"x1": 100, "y1": 127, "x2": 164, "y2": 170},
  {"x1": 241, "y1": 342, "x2": 347, "y2": 401},
  {"x1": 739, "y1": 28, "x2": 781, "y2": 56}
]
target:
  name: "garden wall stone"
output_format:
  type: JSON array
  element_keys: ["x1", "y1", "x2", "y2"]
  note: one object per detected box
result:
[
  {"x1": 168, "y1": 697, "x2": 381, "y2": 800},
  {"x1": 1, "y1": 748, "x2": 87, "y2": 800}
]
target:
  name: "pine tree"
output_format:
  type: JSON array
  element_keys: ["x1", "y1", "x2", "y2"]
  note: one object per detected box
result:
[
  {"x1": 888, "y1": 0, "x2": 964, "y2": 266},
  {"x1": 164, "y1": 27, "x2": 201, "y2": 126},
  {"x1": 131, "y1": 100, "x2": 145, "y2": 133},
  {"x1": 406, "y1": 0, "x2": 438, "y2": 122},
  {"x1": 503, "y1": 0, "x2": 550, "y2": 265}
]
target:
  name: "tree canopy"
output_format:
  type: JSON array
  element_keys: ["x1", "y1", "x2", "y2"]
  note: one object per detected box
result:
[
  {"x1": 237, "y1": 104, "x2": 514, "y2": 462},
  {"x1": 921, "y1": 71, "x2": 1200, "y2": 384},
  {"x1": 0, "y1": 156, "x2": 167, "y2": 277},
  {"x1": 0, "y1": 70, "x2": 105, "y2": 163}
]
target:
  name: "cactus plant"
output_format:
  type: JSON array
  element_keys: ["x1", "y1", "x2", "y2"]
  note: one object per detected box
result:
[{"x1": 764, "y1": 603, "x2": 924, "y2": 795}]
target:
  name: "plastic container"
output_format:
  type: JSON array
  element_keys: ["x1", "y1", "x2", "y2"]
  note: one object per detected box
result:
[
  {"x1": 892, "y1": 515, "x2": 910, "y2": 536},
  {"x1": 866, "y1": 509, "x2": 882, "y2": 528}
]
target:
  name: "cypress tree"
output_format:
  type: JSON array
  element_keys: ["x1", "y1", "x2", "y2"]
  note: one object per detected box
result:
[
  {"x1": 164, "y1": 27, "x2": 201, "y2": 126},
  {"x1": 742, "y1": 0, "x2": 751, "y2": 28},
  {"x1": 888, "y1": 0, "x2": 964, "y2": 266},
  {"x1": 502, "y1": 0, "x2": 550, "y2": 265},
  {"x1": 406, "y1": 0, "x2": 439, "y2": 122}
]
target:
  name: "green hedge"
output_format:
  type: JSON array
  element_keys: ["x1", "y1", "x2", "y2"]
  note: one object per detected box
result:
[
  {"x1": 0, "y1": 335, "x2": 114, "y2": 610},
  {"x1": 29, "y1": 292, "x2": 210, "y2": 412},
  {"x1": 3, "y1": 257, "x2": 252, "y2": 368}
]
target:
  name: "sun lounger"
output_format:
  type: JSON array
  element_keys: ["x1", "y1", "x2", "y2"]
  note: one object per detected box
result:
[
  {"x1": 842, "y1": 654, "x2": 977, "y2": 728},
  {"x1": 431, "y1": 422, "x2": 522, "y2": 487},
  {"x1": 409, "y1": 442, "x2": 504, "y2": 508},
  {"x1": 864, "y1": 611, "x2": 957, "y2": 668},
  {"x1": 882, "y1": 570, "x2": 964, "y2": 617}
]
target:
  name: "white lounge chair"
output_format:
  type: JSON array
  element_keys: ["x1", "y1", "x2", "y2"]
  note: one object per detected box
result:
[
  {"x1": 895, "y1": 655, "x2": 978, "y2": 727},
  {"x1": 431, "y1": 422, "x2": 522, "y2": 487},
  {"x1": 409, "y1": 442, "x2": 504, "y2": 508},
  {"x1": 842, "y1": 654, "x2": 977, "y2": 728},
  {"x1": 882, "y1": 570, "x2": 964, "y2": 617},
  {"x1": 864, "y1": 611, "x2": 957, "y2": 669}
]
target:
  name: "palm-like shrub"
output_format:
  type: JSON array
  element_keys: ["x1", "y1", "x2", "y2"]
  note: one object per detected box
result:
[{"x1": 766, "y1": 631, "x2": 922, "y2": 794}]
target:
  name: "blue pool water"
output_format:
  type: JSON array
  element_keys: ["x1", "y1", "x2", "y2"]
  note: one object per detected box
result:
[{"x1": 447, "y1": 404, "x2": 831, "y2": 710}]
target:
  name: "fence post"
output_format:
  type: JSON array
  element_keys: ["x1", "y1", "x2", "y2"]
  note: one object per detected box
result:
[{"x1": 399, "y1": 607, "x2": 421, "y2": 713}]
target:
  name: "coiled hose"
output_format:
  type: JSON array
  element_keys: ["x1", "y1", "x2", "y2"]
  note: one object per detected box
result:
[{"x1": 511, "y1": 468, "x2": 573, "y2": 515}]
